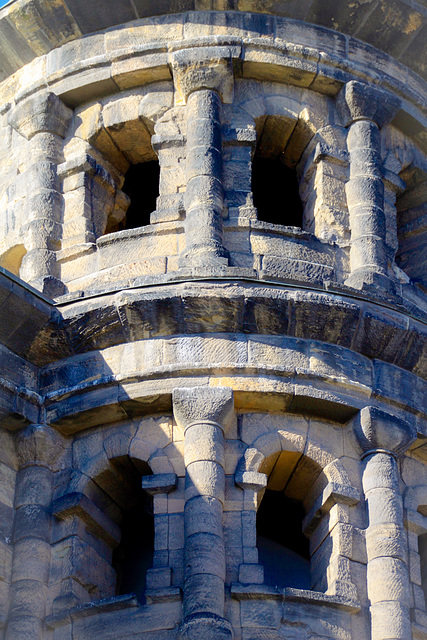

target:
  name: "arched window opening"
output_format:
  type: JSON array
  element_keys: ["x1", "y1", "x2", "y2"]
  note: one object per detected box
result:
[
  {"x1": 121, "y1": 161, "x2": 160, "y2": 230},
  {"x1": 105, "y1": 457, "x2": 154, "y2": 604},
  {"x1": 257, "y1": 489, "x2": 310, "y2": 590},
  {"x1": 257, "y1": 451, "x2": 324, "y2": 592},
  {"x1": 251, "y1": 155, "x2": 303, "y2": 227},
  {"x1": 113, "y1": 488, "x2": 154, "y2": 604},
  {"x1": 419, "y1": 532, "x2": 427, "y2": 608}
]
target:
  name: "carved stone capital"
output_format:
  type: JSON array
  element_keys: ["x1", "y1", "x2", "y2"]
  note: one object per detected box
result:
[
  {"x1": 354, "y1": 406, "x2": 416, "y2": 458},
  {"x1": 170, "y1": 46, "x2": 235, "y2": 105},
  {"x1": 172, "y1": 386, "x2": 234, "y2": 435},
  {"x1": 8, "y1": 91, "x2": 72, "y2": 140},
  {"x1": 15, "y1": 424, "x2": 68, "y2": 469},
  {"x1": 337, "y1": 81, "x2": 400, "y2": 129}
]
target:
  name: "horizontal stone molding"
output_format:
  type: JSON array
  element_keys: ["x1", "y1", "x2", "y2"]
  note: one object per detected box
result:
[
  {"x1": 230, "y1": 583, "x2": 359, "y2": 612},
  {"x1": 0, "y1": 5, "x2": 426, "y2": 90}
]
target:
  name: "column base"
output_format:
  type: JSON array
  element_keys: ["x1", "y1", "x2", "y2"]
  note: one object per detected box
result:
[
  {"x1": 178, "y1": 245, "x2": 229, "y2": 269},
  {"x1": 177, "y1": 614, "x2": 233, "y2": 640},
  {"x1": 29, "y1": 275, "x2": 65, "y2": 297},
  {"x1": 345, "y1": 269, "x2": 396, "y2": 295}
]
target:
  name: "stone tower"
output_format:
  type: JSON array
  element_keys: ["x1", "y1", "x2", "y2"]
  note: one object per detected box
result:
[{"x1": 0, "y1": 1, "x2": 426, "y2": 639}]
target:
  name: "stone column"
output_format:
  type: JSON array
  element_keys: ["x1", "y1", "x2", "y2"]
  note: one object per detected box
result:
[
  {"x1": 172, "y1": 386, "x2": 235, "y2": 640},
  {"x1": 6, "y1": 424, "x2": 66, "y2": 640},
  {"x1": 8, "y1": 92, "x2": 72, "y2": 296},
  {"x1": 171, "y1": 46, "x2": 236, "y2": 269},
  {"x1": 337, "y1": 81, "x2": 400, "y2": 293},
  {"x1": 355, "y1": 406, "x2": 416, "y2": 640}
]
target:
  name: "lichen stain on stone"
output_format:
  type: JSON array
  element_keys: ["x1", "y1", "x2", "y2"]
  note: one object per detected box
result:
[{"x1": 379, "y1": 1, "x2": 423, "y2": 35}]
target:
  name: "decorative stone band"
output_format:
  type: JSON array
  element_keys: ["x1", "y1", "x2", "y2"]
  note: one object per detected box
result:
[
  {"x1": 354, "y1": 406, "x2": 416, "y2": 640},
  {"x1": 184, "y1": 419, "x2": 226, "y2": 433},
  {"x1": 172, "y1": 386, "x2": 234, "y2": 640},
  {"x1": 360, "y1": 448, "x2": 397, "y2": 461}
]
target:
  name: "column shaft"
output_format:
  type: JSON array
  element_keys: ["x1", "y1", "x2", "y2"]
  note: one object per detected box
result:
[
  {"x1": 184, "y1": 421, "x2": 226, "y2": 618},
  {"x1": 7, "y1": 92, "x2": 72, "y2": 295},
  {"x1": 19, "y1": 131, "x2": 63, "y2": 287},
  {"x1": 346, "y1": 120, "x2": 388, "y2": 280},
  {"x1": 180, "y1": 89, "x2": 228, "y2": 268},
  {"x1": 173, "y1": 386, "x2": 234, "y2": 640},
  {"x1": 337, "y1": 81, "x2": 400, "y2": 292},
  {"x1": 6, "y1": 464, "x2": 53, "y2": 640},
  {"x1": 363, "y1": 452, "x2": 411, "y2": 640}
]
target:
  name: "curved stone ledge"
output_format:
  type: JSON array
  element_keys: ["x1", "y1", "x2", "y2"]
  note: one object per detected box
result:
[
  {"x1": 34, "y1": 281, "x2": 427, "y2": 376},
  {"x1": 0, "y1": 1, "x2": 426, "y2": 86},
  {"x1": 231, "y1": 583, "x2": 360, "y2": 613},
  {"x1": 36, "y1": 332, "x2": 426, "y2": 433},
  {"x1": 58, "y1": 221, "x2": 337, "y2": 294}
]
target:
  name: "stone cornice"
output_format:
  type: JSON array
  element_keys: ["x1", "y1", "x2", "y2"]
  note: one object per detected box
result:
[
  {"x1": 0, "y1": 2, "x2": 426, "y2": 83},
  {"x1": 1, "y1": 28, "x2": 425, "y2": 154}
]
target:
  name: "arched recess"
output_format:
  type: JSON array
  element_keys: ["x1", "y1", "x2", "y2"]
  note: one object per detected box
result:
[
  {"x1": 234, "y1": 81, "x2": 336, "y2": 235},
  {"x1": 235, "y1": 428, "x2": 359, "y2": 599},
  {"x1": 50, "y1": 420, "x2": 177, "y2": 615}
]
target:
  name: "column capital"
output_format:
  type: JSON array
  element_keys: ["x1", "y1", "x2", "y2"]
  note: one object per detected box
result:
[
  {"x1": 170, "y1": 46, "x2": 236, "y2": 105},
  {"x1": 337, "y1": 81, "x2": 400, "y2": 129},
  {"x1": 15, "y1": 423, "x2": 68, "y2": 469},
  {"x1": 172, "y1": 386, "x2": 234, "y2": 434},
  {"x1": 354, "y1": 406, "x2": 416, "y2": 458},
  {"x1": 8, "y1": 91, "x2": 72, "y2": 140}
]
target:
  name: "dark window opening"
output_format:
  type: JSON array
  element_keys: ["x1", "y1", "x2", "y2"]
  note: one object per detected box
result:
[
  {"x1": 419, "y1": 533, "x2": 427, "y2": 607},
  {"x1": 110, "y1": 457, "x2": 154, "y2": 605},
  {"x1": 122, "y1": 161, "x2": 160, "y2": 230},
  {"x1": 113, "y1": 489, "x2": 154, "y2": 604},
  {"x1": 257, "y1": 489, "x2": 310, "y2": 590},
  {"x1": 252, "y1": 155, "x2": 303, "y2": 227}
]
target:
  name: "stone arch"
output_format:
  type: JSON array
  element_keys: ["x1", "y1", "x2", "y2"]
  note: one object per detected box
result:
[
  {"x1": 233, "y1": 80, "x2": 334, "y2": 232},
  {"x1": 236, "y1": 81, "x2": 332, "y2": 168},
  {"x1": 235, "y1": 425, "x2": 359, "y2": 599},
  {"x1": 50, "y1": 417, "x2": 177, "y2": 612},
  {"x1": 235, "y1": 428, "x2": 351, "y2": 488},
  {"x1": 60, "y1": 82, "x2": 174, "y2": 247}
]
